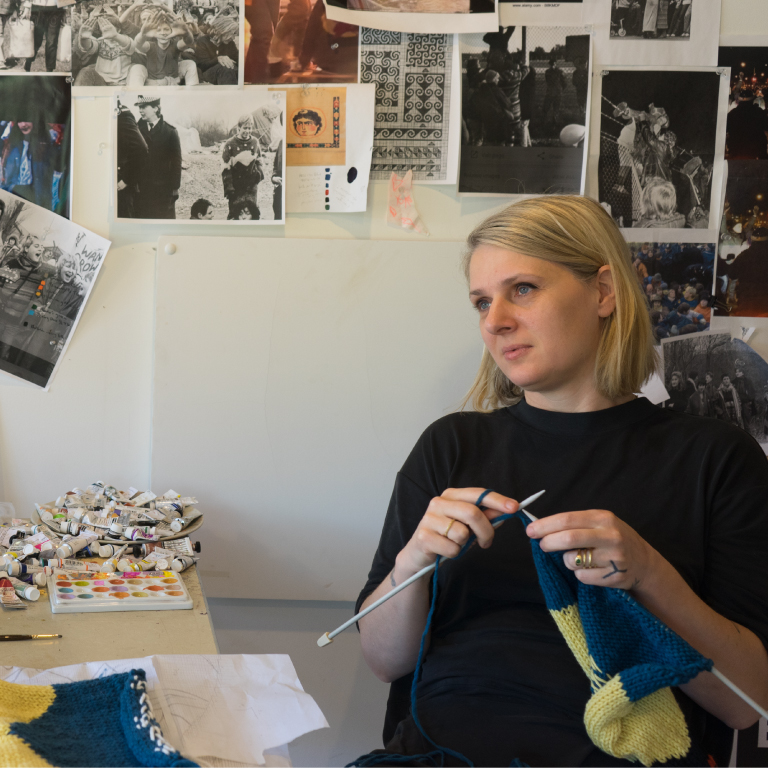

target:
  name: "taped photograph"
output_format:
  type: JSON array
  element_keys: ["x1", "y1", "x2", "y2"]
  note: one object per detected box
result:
[
  {"x1": 459, "y1": 26, "x2": 590, "y2": 195},
  {"x1": 714, "y1": 160, "x2": 768, "y2": 318},
  {"x1": 0, "y1": 189, "x2": 110, "y2": 389},
  {"x1": 594, "y1": 67, "x2": 726, "y2": 231},
  {"x1": 719, "y1": 44, "x2": 768, "y2": 160},
  {"x1": 244, "y1": 0, "x2": 358, "y2": 84},
  {"x1": 660, "y1": 332, "x2": 768, "y2": 452},
  {"x1": 322, "y1": 0, "x2": 498, "y2": 35},
  {"x1": 0, "y1": 76, "x2": 71, "y2": 219},
  {"x1": 72, "y1": 0, "x2": 240, "y2": 87},
  {"x1": 0, "y1": 3, "x2": 72, "y2": 73},
  {"x1": 627, "y1": 240, "x2": 714, "y2": 341},
  {"x1": 114, "y1": 89, "x2": 286, "y2": 223},
  {"x1": 584, "y1": 0, "x2": 720, "y2": 66},
  {"x1": 499, "y1": 0, "x2": 583, "y2": 27}
]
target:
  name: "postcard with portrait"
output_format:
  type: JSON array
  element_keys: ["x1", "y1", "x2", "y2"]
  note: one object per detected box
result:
[{"x1": 284, "y1": 85, "x2": 347, "y2": 166}]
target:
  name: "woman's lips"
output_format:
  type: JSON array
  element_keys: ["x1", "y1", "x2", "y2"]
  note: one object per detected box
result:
[{"x1": 502, "y1": 345, "x2": 532, "y2": 361}]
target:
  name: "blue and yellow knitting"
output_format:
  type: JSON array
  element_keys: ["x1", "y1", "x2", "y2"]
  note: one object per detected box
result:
[
  {"x1": 515, "y1": 510, "x2": 713, "y2": 766},
  {"x1": 0, "y1": 669, "x2": 197, "y2": 768}
]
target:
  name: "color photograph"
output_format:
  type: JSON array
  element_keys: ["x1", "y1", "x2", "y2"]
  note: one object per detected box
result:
[{"x1": 114, "y1": 89, "x2": 286, "y2": 223}]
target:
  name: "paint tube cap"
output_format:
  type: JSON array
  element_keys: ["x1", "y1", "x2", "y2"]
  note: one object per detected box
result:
[
  {"x1": 98, "y1": 544, "x2": 114, "y2": 558},
  {"x1": 109, "y1": 522, "x2": 123, "y2": 535},
  {"x1": 170, "y1": 519, "x2": 184, "y2": 533},
  {"x1": 22, "y1": 586, "x2": 40, "y2": 601},
  {"x1": 6, "y1": 561, "x2": 21, "y2": 577},
  {"x1": 32, "y1": 572, "x2": 46, "y2": 586},
  {"x1": 117, "y1": 558, "x2": 133, "y2": 571},
  {"x1": 101, "y1": 560, "x2": 116, "y2": 573},
  {"x1": 23, "y1": 544, "x2": 36, "y2": 555}
]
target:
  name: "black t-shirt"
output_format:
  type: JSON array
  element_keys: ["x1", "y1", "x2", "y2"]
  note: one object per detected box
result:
[{"x1": 356, "y1": 397, "x2": 768, "y2": 766}]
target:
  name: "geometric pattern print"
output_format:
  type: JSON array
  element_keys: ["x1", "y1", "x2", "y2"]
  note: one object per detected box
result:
[{"x1": 360, "y1": 28, "x2": 452, "y2": 181}]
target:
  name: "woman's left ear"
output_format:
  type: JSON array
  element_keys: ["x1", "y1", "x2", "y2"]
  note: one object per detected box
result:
[{"x1": 596, "y1": 265, "x2": 617, "y2": 318}]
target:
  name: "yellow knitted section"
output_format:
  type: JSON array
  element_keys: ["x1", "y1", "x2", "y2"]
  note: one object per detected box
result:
[
  {"x1": 0, "y1": 723, "x2": 55, "y2": 768},
  {"x1": 0, "y1": 680, "x2": 56, "y2": 723},
  {"x1": 584, "y1": 674, "x2": 691, "y2": 767},
  {"x1": 549, "y1": 605, "x2": 609, "y2": 689}
]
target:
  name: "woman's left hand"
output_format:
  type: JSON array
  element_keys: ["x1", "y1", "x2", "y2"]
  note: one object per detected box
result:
[{"x1": 525, "y1": 510, "x2": 659, "y2": 592}]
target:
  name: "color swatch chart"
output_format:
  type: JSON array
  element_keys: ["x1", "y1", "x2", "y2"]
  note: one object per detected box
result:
[{"x1": 48, "y1": 570, "x2": 193, "y2": 613}]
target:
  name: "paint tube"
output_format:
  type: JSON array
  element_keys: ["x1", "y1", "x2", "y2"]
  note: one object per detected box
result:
[
  {"x1": 35, "y1": 504, "x2": 54, "y2": 523},
  {"x1": 59, "y1": 519, "x2": 81, "y2": 536},
  {"x1": 170, "y1": 508, "x2": 202, "y2": 533},
  {"x1": 124, "y1": 526, "x2": 160, "y2": 541},
  {"x1": 137, "y1": 507, "x2": 168, "y2": 522},
  {"x1": 0, "y1": 577, "x2": 26, "y2": 609},
  {"x1": 0, "y1": 527, "x2": 22, "y2": 547},
  {"x1": 130, "y1": 491, "x2": 157, "y2": 507},
  {"x1": 171, "y1": 555, "x2": 196, "y2": 573},
  {"x1": 9, "y1": 578, "x2": 40, "y2": 601},
  {"x1": 56, "y1": 538, "x2": 91, "y2": 558},
  {"x1": 21, "y1": 532, "x2": 52, "y2": 555},
  {"x1": 155, "y1": 501, "x2": 184, "y2": 517},
  {"x1": 40, "y1": 558, "x2": 102, "y2": 572},
  {"x1": 6, "y1": 561, "x2": 51, "y2": 578},
  {"x1": 102, "y1": 544, "x2": 130, "y2": 573}
]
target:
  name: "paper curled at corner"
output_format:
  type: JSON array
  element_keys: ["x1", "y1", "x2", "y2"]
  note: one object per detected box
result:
[{"x1": 387, "y1": 171, "x2": 428, "y2": 235}]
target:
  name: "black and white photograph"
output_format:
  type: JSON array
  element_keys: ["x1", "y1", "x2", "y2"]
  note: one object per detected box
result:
[
  {"x1": 499, "y1": 0, "x2": 583, "y2": 27},
  {"x1": 714, "y1": 160, "x2": 768, "y2": 318},
  {"x1": 627, "y1": 240, "x2": 714, "y2": 341},
  {"x1": 244, "y1": 0, "x2": 358, "y2": 85},
  {"x1": 459, "y1": 26, "x2": 590, "y2": 195},
  {"x1": 661, "y1": 332, "x2": 768, "y2": 452},
  {"x1": 595, "y1": 68, "x2": 726, "y2": 230},
  {"x1": 72, "y1": 0, "x2": 240, "y2": 87},
  {"x1": 0, "y1": 189, "x2": 110, "y2": 389},
  {"x1": 719, "y1": 45, "x2": 768, "y2": 160},
  {"x1": 584, "y1": 0, "x2": 720, "y2": 67},
  {"x1": 0, "y1": 2, "x2": 72, "y2": 73},
  {"x1": 609, "y1": 0, "x2": 691, "y2": 40},
  {"x1": 323, "y1": 0, "x2": 498, "y2": 35},
  {"x1": 0, "y1": 76, "x2": 71, "y2": 219},
  {"x1": 114, "y1": 89, "x2": 286, "y2": 223}
]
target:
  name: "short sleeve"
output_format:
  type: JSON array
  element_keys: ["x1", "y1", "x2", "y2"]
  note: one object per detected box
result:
[{"x1": 702, "y1": 432, "x2": 768, "y2": 651}]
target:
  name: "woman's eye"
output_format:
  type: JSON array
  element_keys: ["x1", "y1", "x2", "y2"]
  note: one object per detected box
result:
[
  {"x1": 475, "y1": 299, "x2": 490, "y2": 312},
  {"x1": 516, "y1": 284, "x2": 535, "y2": 296}
]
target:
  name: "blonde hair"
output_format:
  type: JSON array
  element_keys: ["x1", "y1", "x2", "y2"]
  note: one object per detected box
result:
[
  {"x1": 461, "y1": 195, "x2": 657, "y2": 412},
  {"x1": 641, "y1": 178, "x2": 677, "y2": 220}
]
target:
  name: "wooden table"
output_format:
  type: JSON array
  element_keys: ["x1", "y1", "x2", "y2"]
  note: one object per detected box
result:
[{"x1": 2, "y1": 565, "x2": 218, "y2": 667}]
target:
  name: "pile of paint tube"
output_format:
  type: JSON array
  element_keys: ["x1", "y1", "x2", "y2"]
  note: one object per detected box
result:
[{"x1": 0, "y1": 481, "x2": 202, "y2": 609}]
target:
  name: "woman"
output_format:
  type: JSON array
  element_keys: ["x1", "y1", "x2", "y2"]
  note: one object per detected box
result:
[
  {"x1": 0, "y1": 122, "x2": 55, "y2": 210},
  {"x1": 355, "y1": 196, "x2": 768, "y2": 767}
]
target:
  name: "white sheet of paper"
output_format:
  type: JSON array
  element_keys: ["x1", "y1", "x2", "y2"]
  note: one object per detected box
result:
[
  {"x1": 0, "y1": 654, "x2": 328, "y2": 766},
  {"x1": 499, "y1": 1, "x2": 583, "y2": 26},
  {"x1": 583, "y1": 0, "x2": 721, "y2": 66},
  {"x1": 286, "y1": 84, "x2": 375, "y2": 213},
  {"x1": 323, "y1": 0, "x2": 499, "y2": 33},
  {"x1": 639, "y1": 373, "x2": 670, "y2": 405}
]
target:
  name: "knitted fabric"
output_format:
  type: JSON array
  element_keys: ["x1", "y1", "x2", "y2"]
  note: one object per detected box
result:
[{"x1": 0, "y1": 669, "x2": 197, "y2": 768}]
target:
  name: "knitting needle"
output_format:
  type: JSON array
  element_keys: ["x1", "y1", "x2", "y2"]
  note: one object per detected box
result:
[
  {"x1": 0, "y1": 634, "x2": 62, "y2": 641},
  {"x1": 317, "y1": 490, "x2": 546, "y2": 647},
  {"x1": 711, "y1": 667, "x2": 768, "y2": 721}
]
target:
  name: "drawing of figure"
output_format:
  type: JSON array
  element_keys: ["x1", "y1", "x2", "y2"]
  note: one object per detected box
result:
[{"x1": 292, "y1": 109, "x2": 323, "y2": 138}]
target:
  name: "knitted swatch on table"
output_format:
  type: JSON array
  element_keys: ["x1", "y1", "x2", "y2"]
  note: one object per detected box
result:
[
  {"x1": 0, "y1": 668, "x2": 197, "y2": 768},
  {"x1": 516, "y1": 509, "x2": 713, "y2": 766}
]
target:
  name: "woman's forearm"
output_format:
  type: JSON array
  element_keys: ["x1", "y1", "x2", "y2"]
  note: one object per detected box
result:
[
  {"x1": 358, "y1": 554, "x2": 431, "y2": 683},
  {"x1": 632, "y1": 550, "x2": 768, "y2": 729}
]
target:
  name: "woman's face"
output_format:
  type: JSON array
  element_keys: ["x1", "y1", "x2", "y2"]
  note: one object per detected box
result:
[
  {"x1": 469, "y1": 246, "x2": 614, "y2": 400},
  {"x1": 18, "y1": 122, "x2": 33, "y2": 135},
  {"x1": 237, "y1": 208, "x2": 253, "y2": 220},
  {"x1": 59, "y1": 257, "x2": 76, "y2": 283}
]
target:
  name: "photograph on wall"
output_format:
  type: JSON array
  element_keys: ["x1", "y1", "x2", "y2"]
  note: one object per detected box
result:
[
  {"x1": 72, "y1": 0, "x2": 240, "y2": 87},
  {"x1": 0, "y1": 76, "x2": 71, "y2": 220},
  {"x1": 714, "y1": 160, "x2": 768, "y2": 318},
  {"x1": 322, "y1": 0, "x2": 498, "y2": 35},
  {"x1": 283, "y1": 85, "x2": 345, "y2": 165},
  {"x1": 660, "y1": 332, "x2": 768, "y2": 452},
  {"x1": 626, "y1": 240, "x2": 714, "y2": 342},
  {"x1": 114, "y1": 89, "x2": 286, "y2": 223},
  {"x1": 499, "y1": 0, "x2": 583, "y2": 27},
  {"x1": 719, "y1": 44, "x2": 768, "y2": 160},
  {"x1": 583, "y1": 0, "x2": 720, "y2": 66},
  {"x1": 594, "y1": 68, "x2": 726, "y2": 231},
  {"x1": 360, "y1": 28, "x2": 459, "y2": 183},
  {"x1": 244, "y1": 0, "x2": 358, "y2": 85},
  {"x1": 459, "y1": 26, "x2": 590, "y2": 195},
  {"x1": 0, "y1": 190, "x2": 110, "y2": 390},
  {"x1": 0, "y1": 4, "x2": 72, "y2": 73}
]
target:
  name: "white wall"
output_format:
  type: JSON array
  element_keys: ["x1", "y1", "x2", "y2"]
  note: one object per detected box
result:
[{"x1": 0, "y1": 0, "x2": 764, "y2": 524}]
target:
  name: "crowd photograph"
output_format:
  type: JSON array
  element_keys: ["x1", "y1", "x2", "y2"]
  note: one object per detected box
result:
[
  {"x1": 115, "y1": 90, "x2": 285, "y2": 222},
  {"x1": 0, "y1": 190, "x2": 107, "y2": 388},
  {"x1": 627, "y1": 240, "x2": 714, "y2": 341},
  {"x1": 244, "y1": 0, "x2": 358, "y2": 85},
  {"x1": 598, "y1": 69, "x2": 720, "y2": 229},
  {"x1": 609, "y1": 0, "x2": 691, "y2": 40},
  {"x1": 662, "y1": 333, "x2": 768, "y2": 449},
  {"x1": 71, "y1": 0, "x2": 239, "y2": 87}
]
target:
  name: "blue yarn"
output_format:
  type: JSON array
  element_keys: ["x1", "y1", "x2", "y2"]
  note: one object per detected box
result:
[{"x1": 474, "y1": 489, "x2": 493, "y2": 508}]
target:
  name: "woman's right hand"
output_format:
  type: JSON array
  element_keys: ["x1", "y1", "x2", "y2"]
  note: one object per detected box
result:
[{"x1": 396, "y1": 488, "x2": 519, "y2": 577}]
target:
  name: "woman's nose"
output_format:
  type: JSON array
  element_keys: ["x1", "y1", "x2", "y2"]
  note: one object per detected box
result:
[{"x1": 484, "y1": 299, "x2": 517, "y2": 334}]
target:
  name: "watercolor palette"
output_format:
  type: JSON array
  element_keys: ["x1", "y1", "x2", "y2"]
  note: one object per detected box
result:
[{"x1": 47, "y1": 570, "x2": 193, "y2": 613}]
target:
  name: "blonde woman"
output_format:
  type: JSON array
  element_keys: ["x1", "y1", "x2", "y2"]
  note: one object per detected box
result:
[{"x1": 355, "y1": 196, "x2": 768, "y2": 766}]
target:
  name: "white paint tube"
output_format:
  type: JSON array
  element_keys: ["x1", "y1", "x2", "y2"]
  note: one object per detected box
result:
[
  {"x1": 9, "y1": 578, "x2": 40, "y2": 601},
  {"x1": 35, "y1": 505, "x2": 54, "y2": 523},
  {"x1": 59, "y1": 519, "x2": 80, "y2": 535},
  {"x1": 0, "y1": 578, "x2": 26, "y2": 609},
  {"x1": 56, "y1": 538, "x2": 89, "y2": 558},
  {"x1": 160, "y1": 490, "x2": 180, "y2": 500},
  {"x1": 124, "y1": 527, "x2": 159, "y2": 541},
  {"x1": 0, "y1": 527, "x2": 22, "y2": 547},
  {"x1": 22, "y1": 532, "x2": 52, "y2": 556},
  {"x1": 170, "y1": 509, "x2": 202, "y2": 533},
  {"x1": 140, "y1": 538, "x2": 195, "y2": 557},
  {"x1": 42, "y1": 559, "x2": 102, "y2": 572},
  {"x1": 171, "y1": 555, "x2": 196, "y2": 573},
  {"x1": 6, "y1": 561, "x2": 51, "y2": 579},
  {"x1": 130, "y1": 491, "x2": 157, "y2": 507},
  {"x1": 102, "y1": 544, "x2": 130, "y2": 573}
]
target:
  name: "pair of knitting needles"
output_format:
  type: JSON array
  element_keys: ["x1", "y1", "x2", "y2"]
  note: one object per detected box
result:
[
  {"x1": 316, "y1": 490, "x2": 768, "y2": 723},
  {"x1": 317, "y1": 490, "x2": 546, "y2": 648}
]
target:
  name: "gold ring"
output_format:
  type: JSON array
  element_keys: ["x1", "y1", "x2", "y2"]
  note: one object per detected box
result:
[
  {"x1": 574, "y1": 548, "x2": 595, "y2": 569},
  {"x1": 443, "y1": 520, "x2": 455, "y2": 538}
]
